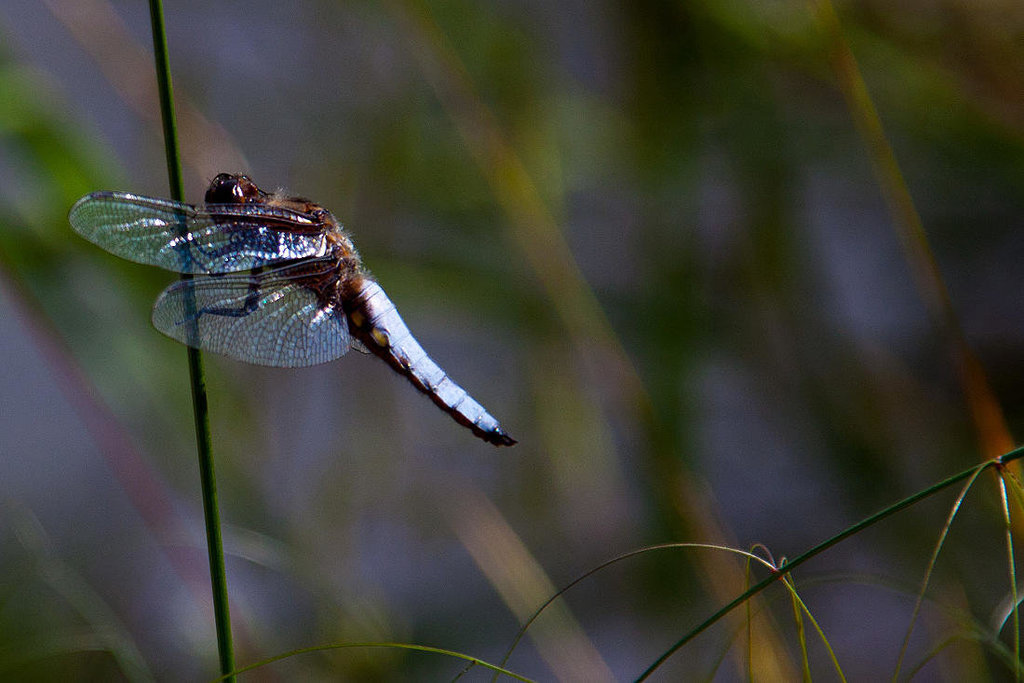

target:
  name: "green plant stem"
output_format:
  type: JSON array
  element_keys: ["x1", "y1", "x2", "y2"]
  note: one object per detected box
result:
[
  {"x1": 147, "y1": 1, "x2": 235, "y2": 679},
  {"x1": 634, "y1": 446, "x2": 1024, "y2": 681}
]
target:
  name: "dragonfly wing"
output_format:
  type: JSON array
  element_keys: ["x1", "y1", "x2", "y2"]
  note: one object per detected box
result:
[
  {"x1": 151, "y1": 264, "x2": 351, "y2": 367},
  {"x1": 69, "y1": 192, "x2": 327, "y2": 274}
]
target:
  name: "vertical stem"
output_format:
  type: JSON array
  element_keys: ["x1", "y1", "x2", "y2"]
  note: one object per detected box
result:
[
  {"x1": 147, "y1": 1, "x2": 235, "y2": 679},
  {"x1": 998, "y1": 474, "x2": 1021, "y2": 681}
]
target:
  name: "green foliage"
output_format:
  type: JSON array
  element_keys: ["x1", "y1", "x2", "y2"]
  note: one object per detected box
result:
[{"x1": 4, "y1": 0, "x2": 1024, "y2": 679}]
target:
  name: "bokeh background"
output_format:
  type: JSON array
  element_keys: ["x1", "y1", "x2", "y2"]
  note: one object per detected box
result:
[{"x1": 3, "y1": 0, "x2": 1024, "y2": 680}]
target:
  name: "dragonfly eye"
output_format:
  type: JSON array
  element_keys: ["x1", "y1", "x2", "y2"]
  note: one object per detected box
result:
[{"x1": 205, "y1": 173, "x2": 267, "y2": 204}]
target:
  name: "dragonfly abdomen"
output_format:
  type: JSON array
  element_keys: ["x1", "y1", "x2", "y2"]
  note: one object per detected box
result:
[{"x1": 350, "y1": 280, "x2": 516, "y2": 447}]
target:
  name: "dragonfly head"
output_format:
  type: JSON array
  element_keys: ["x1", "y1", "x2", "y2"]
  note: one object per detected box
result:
[{"x1": 205, "y1": 173, "x2": 269, "y2": 205}]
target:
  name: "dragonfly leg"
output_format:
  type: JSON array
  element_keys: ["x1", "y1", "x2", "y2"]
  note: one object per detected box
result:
[{"x1": 175, "y1": 278, "x2": 262, "y2": 324}]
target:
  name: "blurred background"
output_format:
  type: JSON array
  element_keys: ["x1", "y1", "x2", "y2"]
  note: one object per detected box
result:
[{"x1": 2, "y1": 0, "x2": 1024, "y2": 679}]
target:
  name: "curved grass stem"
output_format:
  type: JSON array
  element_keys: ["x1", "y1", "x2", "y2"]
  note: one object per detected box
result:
[{"x1": 635, "y1": 446, "x2": 1024, "y2": 681}]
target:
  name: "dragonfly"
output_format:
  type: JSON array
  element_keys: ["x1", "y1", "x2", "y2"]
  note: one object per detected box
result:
[{"x1": 69, "y1": 173, "x2": 516, "y2": 447}]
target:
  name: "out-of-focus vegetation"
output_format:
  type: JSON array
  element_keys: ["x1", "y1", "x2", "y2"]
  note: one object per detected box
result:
[{"x1": 2, "y1": 0, "x2": 1024, "y2": 679}]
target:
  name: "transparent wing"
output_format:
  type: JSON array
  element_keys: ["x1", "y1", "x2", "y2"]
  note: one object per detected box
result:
[
  {"x1": 69, "y1": 191, "x2": 327, "y2": 274},
  {"x1": 151, "y1": 261, "x2": 352, "y2": 368}
]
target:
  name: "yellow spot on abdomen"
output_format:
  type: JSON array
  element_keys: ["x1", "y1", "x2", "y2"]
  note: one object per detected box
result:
[
  {"x1": 371, "y1": 328, "x2": 389, "y2": 347},
  {"x1": 350, "y1": 309, "x2": 365, "y2": 327}
]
